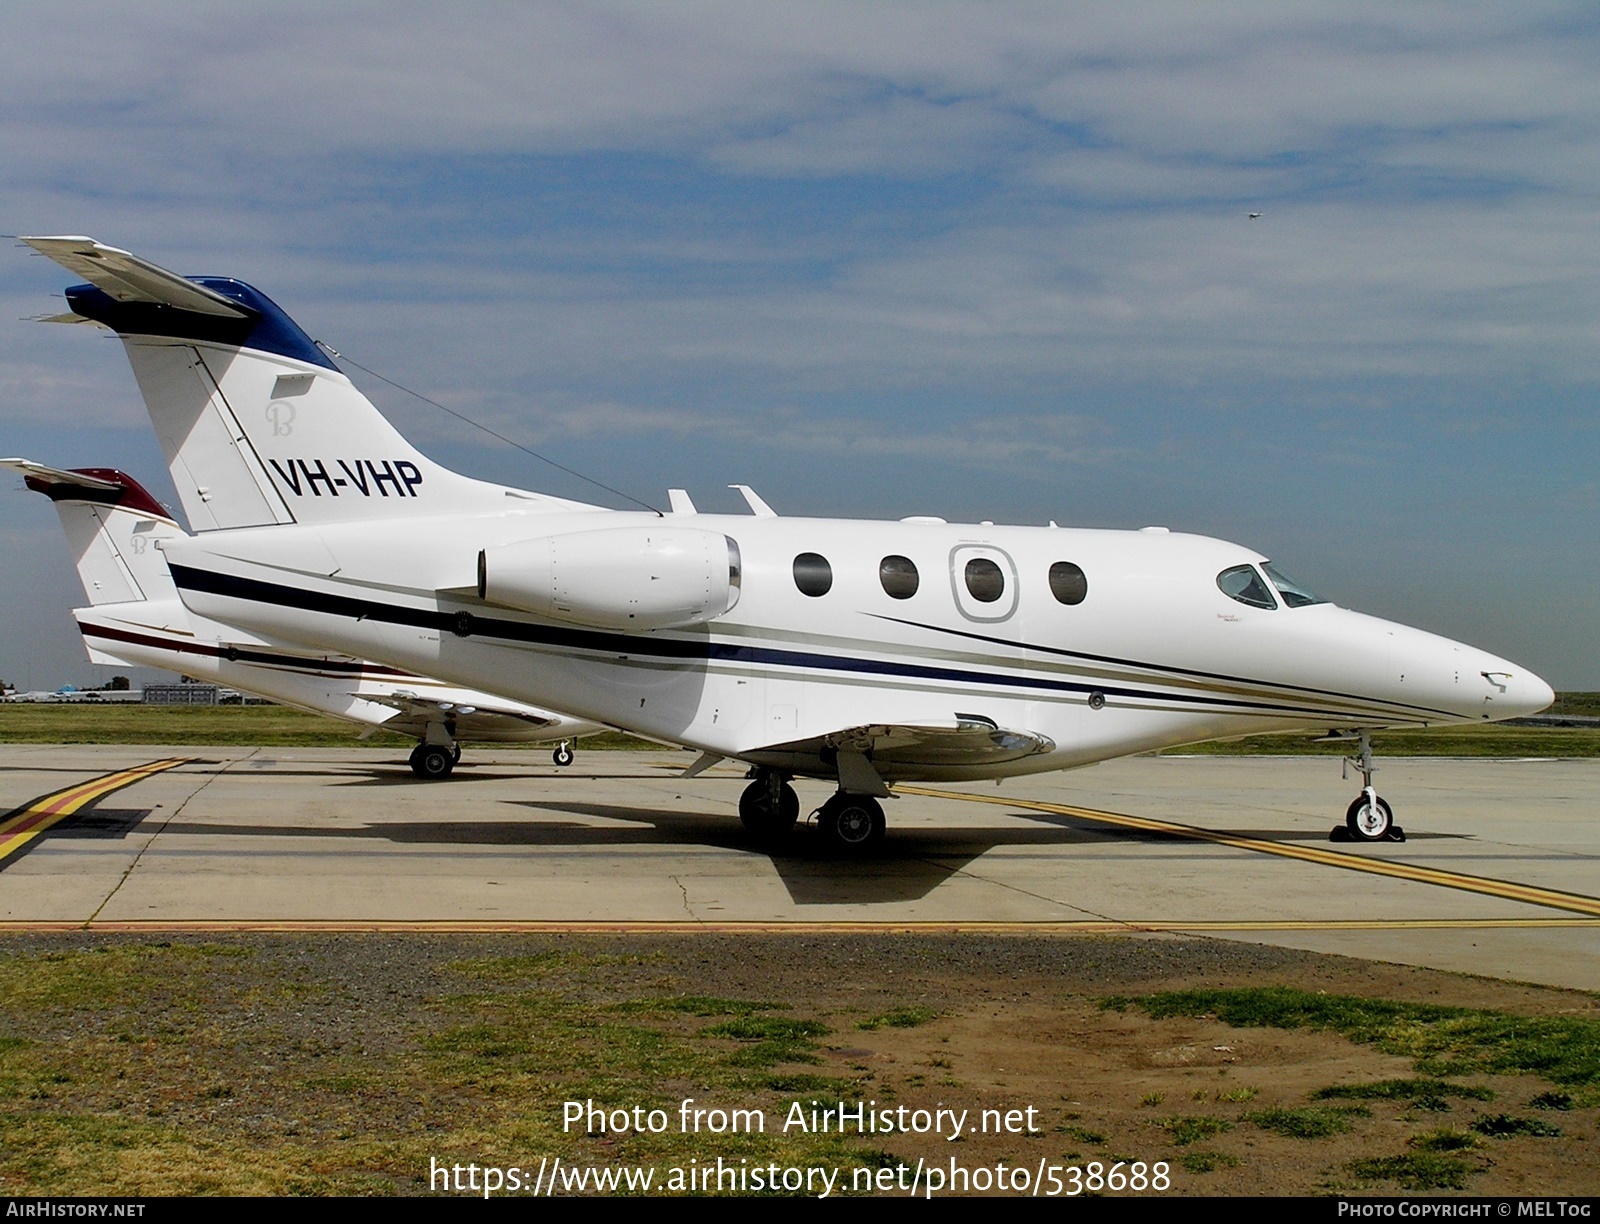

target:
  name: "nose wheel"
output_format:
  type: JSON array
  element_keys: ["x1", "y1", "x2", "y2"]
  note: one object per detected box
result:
[
  {"x1": 1346, "y1": 791, "x2": 1394, "y2": 840},
  {"x1": 552, "y1": 741, "x2": 574, "y2": 767},
  {"x1": 1332, "y1": 731, "x2": 1405, "y2": 842}
]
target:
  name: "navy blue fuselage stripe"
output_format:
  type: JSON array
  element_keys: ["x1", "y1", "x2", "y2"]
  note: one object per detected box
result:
[
  {"x1": 868, "y1": 613, "x2": 1457, "y2": 721},
  {"x1": 80, "y1": 621, "x2": 412, "y2": 679},
  {"x1": 167, "y1": 564, "x2": 1428, "y2": 722}
]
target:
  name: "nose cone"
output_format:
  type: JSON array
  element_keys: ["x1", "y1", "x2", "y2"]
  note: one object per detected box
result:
[
  {"x1": 1347, "y1": 610, "x2": 1555, "y2": 724},
  {"x1": 1488, "y1": 665, "x2": 1555, "y2": 721}
]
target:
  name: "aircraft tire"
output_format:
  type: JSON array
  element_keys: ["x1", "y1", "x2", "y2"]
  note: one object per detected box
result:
[
  {"x1": 818, "y1": 794, "x2": 886, "y2": 853},
  {"x1": 1345, "y1": 794, "x2": 1393, "y2": 841},
  {"x1": 738, "y1": 778, "x2": 798, "y2": 840},
  {"x1": 553, "y1": 743, "x2": 575, "y2": 767},
  {"x1": 413, "y1": 744, "x2": 456, "y2": 780},
  {"x1": 452, "y1": 744, "x2": 462, "y2": 764}
]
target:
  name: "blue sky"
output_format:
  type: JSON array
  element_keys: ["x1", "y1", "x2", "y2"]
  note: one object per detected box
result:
[{"x1": 2, "y1": 2, "x2": 1597, "y2": 689}]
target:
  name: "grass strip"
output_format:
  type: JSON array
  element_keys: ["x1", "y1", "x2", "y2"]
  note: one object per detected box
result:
[{"x1": 1105, "y1": 987, "x2": 1600, "y2": 1089}]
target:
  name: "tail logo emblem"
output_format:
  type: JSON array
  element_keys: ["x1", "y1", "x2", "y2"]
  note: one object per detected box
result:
[{"x1": 267, "y1": 401, "x2": 296, "y2": 436}]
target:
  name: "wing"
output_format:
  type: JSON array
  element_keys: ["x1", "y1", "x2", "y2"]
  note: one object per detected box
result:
[
  {"x1": 365, "y1": 690, "x2": 562, "y2": 731},
  {"x1": 743, "y1": 713, "x2": 1054, "y2": 791}
]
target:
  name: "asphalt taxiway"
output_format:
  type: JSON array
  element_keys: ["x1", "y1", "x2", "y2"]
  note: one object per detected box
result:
[{"x1": 1, "y1": 746, "x2": 1595, "y2": 991}]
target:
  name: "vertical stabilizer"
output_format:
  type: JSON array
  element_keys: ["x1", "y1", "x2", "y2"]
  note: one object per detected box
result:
[
  {"x1": 22, "y1": 237, "x2": 596, "y2": 529},
  {"x1": 3, "y1": 460, "x2": 182, "y2": 605}
]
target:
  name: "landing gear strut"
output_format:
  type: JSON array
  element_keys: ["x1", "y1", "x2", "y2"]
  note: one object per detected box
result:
[
  {"x1": 1336, "y1": 731, "x2": 1403, "y2": 842},
  {"x1": 410, "y1": 742, "x2": 455, "y2": 780},
  {"x1": 817, "y1": 792, "x2": 886, "y2": 853},
  {"x1": 738, "y1": 768, "x2": 799, "y2": 841}
]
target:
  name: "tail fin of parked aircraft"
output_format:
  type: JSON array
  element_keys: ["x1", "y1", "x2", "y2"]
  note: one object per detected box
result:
[
  {"x1": 1, "y1": 459, "x2": 183, "y2": 606},
  {"x1": 21, "y1": 237, "x2": 597, "y2": 531}
]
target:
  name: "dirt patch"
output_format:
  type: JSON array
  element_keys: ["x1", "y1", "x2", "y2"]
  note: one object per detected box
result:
[{"x1": 0, "y1": 932, "x2": 1593, "y2": 1196}]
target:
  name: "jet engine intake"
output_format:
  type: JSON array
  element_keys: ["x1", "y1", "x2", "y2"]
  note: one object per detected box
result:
[{"x1": 478, "y1": 527, "x2": 741, "y2": 631}]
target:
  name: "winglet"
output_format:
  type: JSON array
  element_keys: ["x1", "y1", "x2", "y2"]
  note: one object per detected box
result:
[{"x1": 729, "y1": 484, "x2": 777, "y2": 517}]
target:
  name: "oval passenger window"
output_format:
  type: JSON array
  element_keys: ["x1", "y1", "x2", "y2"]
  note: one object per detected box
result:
[
  {"x1": 879, "y1": 555, "x2": 919, "y2": 600},
  {"x1": 964, "y1": 557, "x2": 1005, "y2": 603},
  {"x1": 1048, "y1": 561, "x2": 1087, "y2": 606},
  {"x1": 793, "y1": 552, "x2": 833, "y2": 597}
]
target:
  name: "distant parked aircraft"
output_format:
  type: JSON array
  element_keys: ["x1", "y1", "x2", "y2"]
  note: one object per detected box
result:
[{"x1": 5, "y1": 458, "x2": 601, "y2": 776}]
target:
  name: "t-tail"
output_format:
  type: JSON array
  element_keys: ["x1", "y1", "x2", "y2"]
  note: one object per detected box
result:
[
  {"x1": 0, "y1": 459, "x2": 182, "y2": 606},
  {"x1": 21, "y1": 237, "x2": 596, "y2": 531}
]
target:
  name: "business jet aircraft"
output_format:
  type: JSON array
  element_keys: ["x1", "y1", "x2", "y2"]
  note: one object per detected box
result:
[
  {"x1": 19, "y1": 236, "x2": 1555, "y2": 851},
  {"x1": 4, "y1": 456, "x2": 600, "y2": 776}
]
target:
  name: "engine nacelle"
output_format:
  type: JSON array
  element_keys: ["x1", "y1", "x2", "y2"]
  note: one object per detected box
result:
[{"x1": 478, "y1": 526, "x2": 741, "y2": 631}]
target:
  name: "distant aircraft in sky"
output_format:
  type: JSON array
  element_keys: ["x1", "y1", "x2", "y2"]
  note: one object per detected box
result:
[
  {"x1": 3, "y1": 457, "x2": 600, "y2": 777},
  {"x1": 18, "y1": 236, "x2": 1555, "y2": 850}
]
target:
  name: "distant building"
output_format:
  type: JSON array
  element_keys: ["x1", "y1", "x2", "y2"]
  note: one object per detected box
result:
[{"x1": 143, "y1": 684, "x2": 219, "y2": 705}]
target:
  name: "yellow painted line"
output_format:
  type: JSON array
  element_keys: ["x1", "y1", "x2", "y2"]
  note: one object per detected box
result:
[
  {"x1": 0, "y1": 918, "x2": 1596, "y2": 935},
  {"x1": 900, "y1": 784, "x2": 1600, "y2": 919},
  {"x1": 0, "y1": 758, "x2": 190, "y2": 866}
]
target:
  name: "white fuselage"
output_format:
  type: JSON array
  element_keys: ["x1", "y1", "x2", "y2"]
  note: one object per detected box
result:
[
  {"x1": 74, "y1": 601, "x2": 597, "y2": 745},
  {"x1": 161, "y1": 507, "x2": 1553, "y2": 782}
]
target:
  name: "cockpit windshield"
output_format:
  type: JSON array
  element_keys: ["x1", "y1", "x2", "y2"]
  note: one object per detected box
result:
[
  {"x1": 1261, "y1": 561, "x2": 1326, "y2": 608},
  {"x1": 1216, "y1": 564, "x2": 1277, "y2": 609}
]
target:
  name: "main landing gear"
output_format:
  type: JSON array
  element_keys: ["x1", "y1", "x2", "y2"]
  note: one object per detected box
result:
[
  {"x1": 409, "y1": 741, "x2": 458, "y2": 780},
  {"x1": 738, "y1": 768, "x2": 888, "y2": 853},
  {"x1": 739, "y1": 768, "x2": 799, "y2": 841},
  {"x1": 1332, "y1": 731, "x2": 1405, "y2": 843},
  {"x1": 816, "y1": 792, "x2": 886, "y2": 852}
]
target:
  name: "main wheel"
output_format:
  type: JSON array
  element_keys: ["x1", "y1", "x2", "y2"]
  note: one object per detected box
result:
[
  {"x1": 738, "y1": 777, "x2": 799, "y2": 840},
  {"x1": 1346, "y1": 792, "x2": 1393, "y2": 841},
  {"x1": 413, "y1": 744, "x2": 456, "y2": 780},
  {"x1": 552, "y1": 742, "x2": 575, "y2": 767},
  {"x1": 817, "y1": 794, "x2": 886, "y2": 853}
]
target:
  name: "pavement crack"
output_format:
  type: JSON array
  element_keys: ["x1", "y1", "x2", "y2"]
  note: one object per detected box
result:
[
  {"x1": 85, "y1": 751, "x2": 256, "y2": 927},
  {"x1": 670, "y1": 874, "x2": 700, "y2": 923}
]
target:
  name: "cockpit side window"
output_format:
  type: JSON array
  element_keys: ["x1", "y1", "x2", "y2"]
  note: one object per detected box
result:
[
  {"x1": 1262, "y1": 561, "x2": 1326, "y2": 608},
  {"x1": 1217, "y1": 564, "x2": 1277, "y2": 610}
]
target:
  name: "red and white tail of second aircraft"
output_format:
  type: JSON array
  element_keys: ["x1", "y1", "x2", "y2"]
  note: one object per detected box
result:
[{"x1": 4, "y1": 456, "x2": 599, "y2": 779}]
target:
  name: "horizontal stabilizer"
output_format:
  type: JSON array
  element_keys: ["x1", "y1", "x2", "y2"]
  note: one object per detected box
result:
[
  {"x1": 30, "y1": 312, "x2": 106, "y2": 327},
  {"x1": 2, "y1": 458, "x2": 176, "y2": 522},
  {"x1": 21, "y1": 237, "x2": 252, "y2": 318},
  {"x1": 0, "y1": 458, "x2": 122, "y2": 492}
]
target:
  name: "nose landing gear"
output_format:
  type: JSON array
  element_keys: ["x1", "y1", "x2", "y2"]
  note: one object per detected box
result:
[{"x1": 1332, "y1": 731, "x2": 1405, "y2": 843}]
